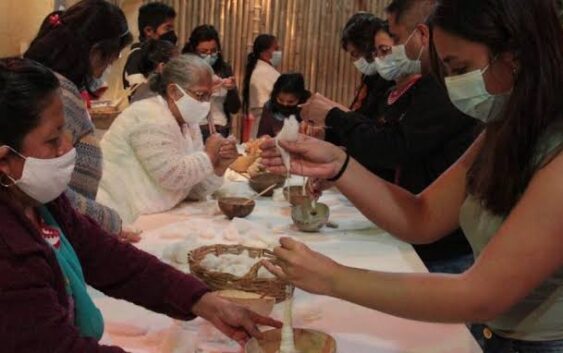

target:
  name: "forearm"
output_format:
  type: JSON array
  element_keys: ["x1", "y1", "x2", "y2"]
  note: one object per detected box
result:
[{"x1": 329, "y1": 264, "x2": 491, "y2": 323}]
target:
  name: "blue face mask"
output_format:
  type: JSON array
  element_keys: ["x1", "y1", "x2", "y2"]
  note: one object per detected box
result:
[
  {"x1": 353, "y1": 57, "x2": 378, "y2": 76},
  {"x1": 445, "y1": 64, "x2": 511, "y2": 122},
  {"x1": 374, "y1": 29, "x2": 423, "y2": 81},
  {"x1": 200, "y1": 53, "x2": 218, "y2": 67}
]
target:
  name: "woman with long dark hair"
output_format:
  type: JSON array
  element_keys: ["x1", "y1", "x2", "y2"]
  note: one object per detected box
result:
[
  {"x1": 25, "y1": 0, "x2": 135, "y2": 240},
  {"x1": 242, "y1": 34, "x2": 281, "y2": 139},
  {"x1": 183, "y1": 24, "x2": 241, "y2": 139},
  {"x1": 260, "y1": 0, "x2": 563, "y2": 351},
  {"x1": 257, "y1": 73, "x2": 311, "y2": 137}
]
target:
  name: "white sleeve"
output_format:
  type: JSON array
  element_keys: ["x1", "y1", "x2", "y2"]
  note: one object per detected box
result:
[{"x1": 129, "y1": 124, "x2": 215, "y2": 192}]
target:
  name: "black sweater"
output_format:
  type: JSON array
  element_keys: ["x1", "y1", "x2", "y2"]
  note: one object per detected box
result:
[{"x1": 326, "y1": 75, "x2": 481, "y2": 263}]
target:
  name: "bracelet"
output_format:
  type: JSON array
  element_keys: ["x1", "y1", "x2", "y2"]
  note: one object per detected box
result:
[{"x1": 327, "y1": 152, "x2": 350, "y2": 182}]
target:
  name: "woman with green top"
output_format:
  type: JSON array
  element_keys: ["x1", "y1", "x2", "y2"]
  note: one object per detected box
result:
[{"x1": 260, "y1": 0, "x2": 563, "y2": 351}]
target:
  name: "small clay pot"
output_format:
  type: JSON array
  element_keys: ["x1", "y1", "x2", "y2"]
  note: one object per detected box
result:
[
  {"x1": 245, "y1": 328, "x2": 337, "y2": 353},
  {"x1": 283, "y1": 185, "x2": 312, "y2": 206},
  {"x1": 249, "y1": 173, "x2": 286, "y2": 196},
  {"x1": 218, "y1": 197, "x2": 255, "y2": 219},
  {"x1": 291, "y1": 202, "x2": 330, "y2": 232}
]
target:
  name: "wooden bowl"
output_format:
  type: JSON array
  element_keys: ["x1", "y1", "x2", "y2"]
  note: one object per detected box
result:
[
  {"x1": 283, "y1": 185, "x2": 312, "y2": 206},
  {"x1": 89, "y1": 106, "x2": 120, "y2": 130},
  {"x1": 291, "y1": 202, "x2": 330, "y2": 232},
  {"x1": 218, "y1": 197, "x2": 255, "y2": 219},
  {"x1": 249, "y1": 173, "x2": 286, "y2": 196},
  {"x1": 245, "y1": 328, "x2": 337, "y2": 353},
  {"x1": 217, "y1": 290, "x2": 275, "y2": 316}
]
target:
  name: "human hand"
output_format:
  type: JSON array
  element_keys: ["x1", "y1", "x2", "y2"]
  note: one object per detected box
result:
[
  {"x1": 192, "y1": 292, "x2": 282, "y2": 346},
  {"x1": 262, "y1": 237, "x2": 342, "y2": 296},
  {"x1": 205, "y1": 133, "x2": 225, "y2": 165},
  {"x1": 306, "y1": 178, "x2": 334, "y2": 200},
  {"x1": 299, "y1": 93, "x2": 341, "y2": 126},
  {"x1": 260, "y1": 135, "x2": 347, "y2": 179},
  {"x1": 215, "y1": 136, "x2": 238, "y2": 175},
  {"x1": 223, "y1": 76, "x2": 237, "y2": 90},
  {"x1": 118, "y1": 227, "x2": 142, "y2": 243},
  {"x1": 299, "y1": 121, "x2": 326, "y2": 140}
]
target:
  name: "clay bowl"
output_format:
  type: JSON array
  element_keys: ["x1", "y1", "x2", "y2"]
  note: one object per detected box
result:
[
  {"x1": 217, "y1": 290, "x2": 275, "y2": 316},
  {"x1": 218, "y1": 197, "x2": 255, "y2": 219},
  {"x1": 291, "y1": 202, "x2": 330, "y2": 233},
  {"x1": 283, "y1": 185, "x2": 313, "y2": 206},
  {"x1": 245, "y1": 328, "x2": 337, "y2": 353},
  {"x1": 249, "y1": 173, "x2": 286, "y2": 197}
]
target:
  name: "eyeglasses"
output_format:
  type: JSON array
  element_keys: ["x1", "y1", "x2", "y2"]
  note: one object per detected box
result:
[
  {"x1": 196, "y1": 49, "x2": 220, "y2": 56},
  {"x1": 185, "y1": 87, "x2": 212, "y2": 102},
  {"x1": 376, "y1": 45, "x2": 392, "y2": 58}
]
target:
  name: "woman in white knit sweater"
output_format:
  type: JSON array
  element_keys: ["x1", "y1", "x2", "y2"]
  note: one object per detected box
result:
[{"x1": 97, "y1": 55, "x2": 237, "y2": 224}]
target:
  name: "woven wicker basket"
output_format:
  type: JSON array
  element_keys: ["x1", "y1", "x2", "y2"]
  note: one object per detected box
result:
[{"x1": 188, "y1": 244, "x2": 287, "y2": 302}]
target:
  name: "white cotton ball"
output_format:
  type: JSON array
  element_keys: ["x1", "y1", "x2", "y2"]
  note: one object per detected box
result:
[
  {"x1": 172, "y1": 241, "x2": 195, "y2": 265},
  {"x1": 275, "y1": 115, "x2": 300, "y2": 171},
  {"x1": 221, "y1": 224, "x2": 241, "y2": 242},
  {"x1": 222, "y1": 264, "x2": 247, "y2": 277},
  {"x1": 257, "y1": 266, "x2": 276, "y2": 279},
  {"x1": 242, "y1": 239, "x2": 268, "y2": 249},
  {"x1": 200, "y1": 254, "x2": 222, "y2": 271}
]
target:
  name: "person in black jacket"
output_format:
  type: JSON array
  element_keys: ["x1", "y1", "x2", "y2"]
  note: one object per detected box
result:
[
  {"x1": 302, "y1": 0, "x2": 481, "y2": 275},
  {"x1": 342, "y1": 12, "x2": 395, "y2": 118},
  {"x1": 122, "y1": 3, "x2": 177, "y2": 92},
  {"x1": 183, "y1": 25, "x2": 242, "y2": 139}
]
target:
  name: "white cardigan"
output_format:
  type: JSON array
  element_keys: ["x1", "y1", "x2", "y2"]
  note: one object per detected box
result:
[
  {"x1": 249, "y1": 59, "x2": 280, "y2": 138},
  {"x1": 97, "y1": 96, "x2": 223, "y2": 224}
]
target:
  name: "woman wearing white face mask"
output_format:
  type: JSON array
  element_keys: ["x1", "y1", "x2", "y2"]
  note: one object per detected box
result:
[
  {"x1": 242, "y1": 34, "x2": 282, "y2": 140},
  {"x1": 97, "y1": 54, "x2": 238, "y2": 224},
  {"x1": 341, "y1": 12, "x2": 394, "y2": 116},
  {"x1": 182, "y1": 25, "x2": 242, "y2": 140},
  {"x1": 260, "y1": 0, "x2": 563, "y2": 351},
  {"x1": 0, "y1": 58, "x2": 280, "y2": 352}
]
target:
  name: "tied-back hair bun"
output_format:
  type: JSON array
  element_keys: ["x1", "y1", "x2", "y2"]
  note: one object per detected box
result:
[{"x1": 148, "y1": 70, "x2": 164, "y2": 94}]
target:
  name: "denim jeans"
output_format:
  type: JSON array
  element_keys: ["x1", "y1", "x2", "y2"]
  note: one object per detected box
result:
[
  {"x1": 483, "y1": 330, "x2": 563, "y2": 353},
  {"x1": 424, "y1": 253, "x2": 475, "y2": 274}
]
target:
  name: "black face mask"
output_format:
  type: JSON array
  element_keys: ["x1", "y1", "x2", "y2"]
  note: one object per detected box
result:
[
  {"x1": 272, "y1": 100, "x2": 300, "y2": 117},
  {"x1": 159, "y1": 30, "x2": 178, "y2": 45}
]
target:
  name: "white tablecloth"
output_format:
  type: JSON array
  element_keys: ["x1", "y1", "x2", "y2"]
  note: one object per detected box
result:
[{"x1": 92, "y1": 181, "x2": 482, "y2": 353}]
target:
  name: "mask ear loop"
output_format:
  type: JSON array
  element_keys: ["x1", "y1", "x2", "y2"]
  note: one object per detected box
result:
[
  {"x1": 0, "y1": 145, "x2": 25, "y2": 188},
  {"x1": 0, "y1": 174, "x2": 16, "y2": 188}
]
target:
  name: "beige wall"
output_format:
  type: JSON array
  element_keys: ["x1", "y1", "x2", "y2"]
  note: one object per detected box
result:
[{"x1": 0, "y1": 0, "x2": 55, "y2": 57}]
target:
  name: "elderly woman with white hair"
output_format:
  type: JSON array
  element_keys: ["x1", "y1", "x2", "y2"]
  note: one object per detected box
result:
[{"x1": 98, "y1": 54, "x2": 237, "y2": 224}]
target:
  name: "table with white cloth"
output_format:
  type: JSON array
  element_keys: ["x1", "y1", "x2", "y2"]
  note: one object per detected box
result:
[{"x1": 91, "y1": 175, "x2": 482, "y2": 353}]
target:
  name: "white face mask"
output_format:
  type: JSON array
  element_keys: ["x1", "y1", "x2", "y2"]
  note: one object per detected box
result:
[
  {"x1": 200, "y1": 53, "x2": 218, "y2": 67},
  {"x1": 271, "y1": 50, "x2": 282, "y2": 67},
  {"x1": 2, "y1": 147, "x2": 76, "y2": 204},
  {"x1": 353, "y1": 57, "x2": 379, "y2": 76},
  {"x1": 375, "y1": 30, "x2": 423, "y2": 81},
  {"x1": 173, "y1": 84, "x2": 211, "y2": 126},
  {"x1": 445, "y1": 65, "x2": 510, "y2": 122}
]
